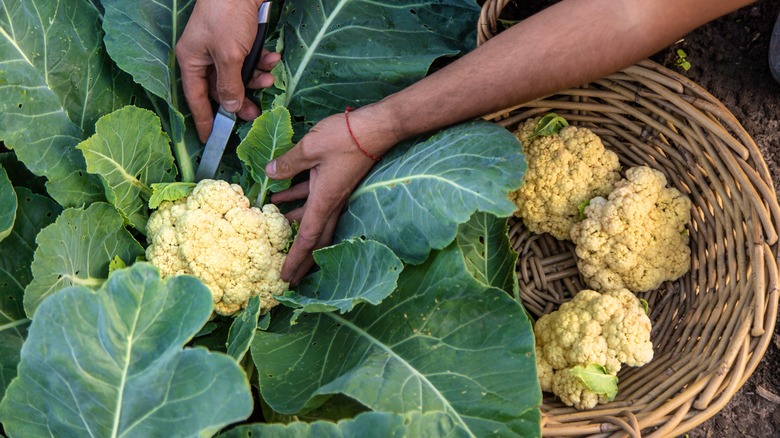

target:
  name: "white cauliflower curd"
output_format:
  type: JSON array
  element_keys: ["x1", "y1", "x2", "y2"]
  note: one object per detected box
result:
[{"x1": 146, "y1": 179, "x2": 292, "y2": 316}]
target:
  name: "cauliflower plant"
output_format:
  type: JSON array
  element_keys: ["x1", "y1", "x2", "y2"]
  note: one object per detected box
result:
[
  {"x1": 534, "y1": 289, "x2": 653, "y2": 410},
  {"x1": 570, "y1": 166, "x2": 692, "y2": 292},
  {"x1": 509, "y1": 115, "x2": 621, "y2": 240},
  {"x1": 146, "y1": 179, "x2": 292, "y2": 316}
]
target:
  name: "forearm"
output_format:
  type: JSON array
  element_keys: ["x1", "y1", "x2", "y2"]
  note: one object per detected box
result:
[{"x1": 357, "y1": 0, "x2": 754, "y2": 151}]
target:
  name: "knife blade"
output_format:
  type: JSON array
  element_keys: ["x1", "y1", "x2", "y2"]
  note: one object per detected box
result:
[{"x1": 195, "y1": 1, "x2": 272, "y2": 181}]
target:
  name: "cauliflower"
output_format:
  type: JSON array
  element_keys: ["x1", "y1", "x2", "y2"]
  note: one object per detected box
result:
[
  {"x1": 534, "y1": 289, "x2": 653, "y2": 409},
  {"x1": 570, "y1": 166, "x2": 692, "y2": 292},
  {"x1": 146, "y1": 179, "x2": 292, "y2": 316},
  {"x1": 509, "y1": 116, "x2": 621, "y2": 240}
]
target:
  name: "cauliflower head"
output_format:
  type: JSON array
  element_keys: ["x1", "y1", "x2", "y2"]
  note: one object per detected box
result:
[
  {"x1": 509, "y1": 116, "x2": 621, "y2": 240},
  {"x1": 534, "y1": 289, "x2": 653, "y2": 409},
  {"x1": 146, "y1": 179, "x2": 292, "y2": 316},
  {"x1": 570, "y1": 166, "x2": 692, "y2": 292}
]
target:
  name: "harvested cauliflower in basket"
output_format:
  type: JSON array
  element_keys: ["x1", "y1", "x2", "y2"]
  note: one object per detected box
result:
[
  {"x1": 534, "y1": 288, "x2": 653, "y2": 410},
  {"x1": 509, "y1": 114, "x2": 621, "y2": 240},
  {"x1": 146, "y1": 179, "x2": 292, "y2": 316},
  {"x1": 571, "y1": 165, "x2": 692, "y2": 293}
]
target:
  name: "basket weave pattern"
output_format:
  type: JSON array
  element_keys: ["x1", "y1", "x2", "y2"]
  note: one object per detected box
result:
[{"x1": 478, "y1": 2, "x2": 780, "y2": 436}]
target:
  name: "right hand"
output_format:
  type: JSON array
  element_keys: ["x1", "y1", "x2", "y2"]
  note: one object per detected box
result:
[{"x1": 176, "y1": 0, "x2": 280, "y2": 142}]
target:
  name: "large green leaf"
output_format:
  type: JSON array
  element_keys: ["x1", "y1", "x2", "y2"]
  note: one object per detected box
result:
[
  {"x1": 0, "y1": 263, "x2": 254, "y2": 437},
  {"x1": 336, "y1": 121, "x2": 526, "y2": 264},
  {"x1": 222, "y1": 411, "x2": 469, "y2": 437},
  {"x1": 253, "y1": 244, "x2": 540, "y2": 437},
  {"x1": 277, "y1": 239, "x2": 403, "y2": 321},
  {"x1": 0, "y1": 165, "x2": 15, "y2": 242},
  {"x1": 0, "y1": 0, "x2": 134, "y2": 206},
  {"x1": 237, "y1": 106, "x2": 295, "y2": 206},
  {"x1": 281, "y1": 0, "x2": 480, "y2": 131},
  {"x1": 23, "y1": 203, "x2": 144, "y2": 318},
  {"x1": 78, "y1": 106, "x2": 177, "y2": 230},
  {"x1": 102, "y1": 0, "x2": 200, "y2": 181},
  {"x1": 0, "y1": 318, "x2": 27, "y2": 401},
  {"x1": 0, "y1": 187, "x2": 61, "y2": 321},
  {"x1": 457, "y1": 212, "x2": 517, "y2": 297}
]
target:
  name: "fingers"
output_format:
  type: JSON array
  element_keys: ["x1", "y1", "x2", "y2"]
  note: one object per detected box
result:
[
  {"x1": 266, "y1": 139, "x2": 316, "y2": 181},
  {"x1": 213, "y1": 45, "x2": 250, "y2": 113},
  {"x1": 272, "y1": 181, "x2": 310, "y2": 203},
  {"x1": 283, "y1": 204, "x2": 341, "y2": 285},
  {"x1": 176, "y1": 40, "x2": 216, "y2": 143}
]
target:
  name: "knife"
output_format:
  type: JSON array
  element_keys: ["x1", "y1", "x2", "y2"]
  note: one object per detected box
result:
[{"x1": 195, "y1": 1, "x2": 272, "y2": 181}]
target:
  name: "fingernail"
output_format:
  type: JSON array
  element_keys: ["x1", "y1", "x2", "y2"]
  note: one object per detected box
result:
[
  {"x1": 266, "y1": 160, "x2": 276, "y2": 176},
  {"x1": 222, "y1": 99, "x2": 240, "y2": 112}
]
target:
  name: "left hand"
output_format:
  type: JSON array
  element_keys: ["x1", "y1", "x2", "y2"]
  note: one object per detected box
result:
[{"x1": 267, "y1": 105, "x2": 401, "y2": 285}]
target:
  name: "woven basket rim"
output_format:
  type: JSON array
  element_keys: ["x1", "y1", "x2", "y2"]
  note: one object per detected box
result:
[{"x1": 477, "y1": 2, "x2": 780, "y2": 436}]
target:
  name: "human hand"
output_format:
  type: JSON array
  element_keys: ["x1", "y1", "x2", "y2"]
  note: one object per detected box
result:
[
  {"x1": 266, "y1": 105, "x2": 402, "y2": 285},
  {"x1": 176, "y1": 0, "x2": 281, "y2": 142}
]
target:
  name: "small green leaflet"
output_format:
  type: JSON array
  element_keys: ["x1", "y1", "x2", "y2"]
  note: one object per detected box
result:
[
  {"x1": 456, "y1": 212, "x2": 517, "y2": 297},
  {"x1": 108, "y1": 255, "x2": 127, "y2": 273},
  {"x1": 0, "y1": 165, "x2": 16, "y2": 242},
  {"x1": 23, "y1": 203, "x2": 144, "y2": 318},
  {"x1": 226, "y1": 295, "x2": 265, "y2": 362},
  {"x1": 236, "y1": 106, "x2": 295, "y2": 206},
  {"x1": 222, "y1": 411, "x2": 470, "y2": 438},
  {"x1": 78, "y1": 106, "x2": 177, "y2": 230},
  {"x1": 0, "y1": 263, "x2": 253, "y2": 438},
  {"x1": 532, "y1": 113, "x2": 569, "y2": 137},
  {"x1": 569, "y1": 364, "x2": 619, "y2": 401},
  {"x1": 577, "y1": 199, "x2": 591, "y2": 220},
  {"x1": 640, "y1": 298, "x2": 650, "y2": 315},
  {"x1": 276, "y1": 239, "x2": 403, "y2": 322},
  {"x1": 149, "y1": 182, "x2": 197, "y2": 209}
]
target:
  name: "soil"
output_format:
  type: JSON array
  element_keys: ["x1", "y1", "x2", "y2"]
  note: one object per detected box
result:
[
  {"x1": 651, "y1": 1, "x2": 780, "y2": 436},
  {"x1": 499, "y1": 1, "x2": 780, "y2": 436}
]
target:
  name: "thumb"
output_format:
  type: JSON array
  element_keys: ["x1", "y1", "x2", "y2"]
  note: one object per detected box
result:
[{"x1": 266, "y1": 142, "x2": 314, "y2": 181}]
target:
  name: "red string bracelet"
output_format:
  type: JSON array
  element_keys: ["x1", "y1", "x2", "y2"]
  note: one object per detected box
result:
[{"x1": 345, "y1": 107, "x2": 381, "y2": 162}]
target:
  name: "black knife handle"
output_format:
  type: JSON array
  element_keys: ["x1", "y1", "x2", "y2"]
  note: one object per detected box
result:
[{"x1": 240, "y1": 2, "x2": 272, "y2": 86}]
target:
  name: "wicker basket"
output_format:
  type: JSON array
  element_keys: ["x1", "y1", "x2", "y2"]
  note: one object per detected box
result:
[{"x1": 478, "y1": 1, "x2": 780, "y2": 436}]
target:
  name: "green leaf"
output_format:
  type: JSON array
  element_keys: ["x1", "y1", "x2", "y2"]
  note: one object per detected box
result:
[
  {"x1": 640, "y1": 298, "x2": 650, "y2": 315},
  {"x1": 252, "y1": 244, "x2": 540, "y2": 436},
  {"x1": 222, "y1": 411, "x2": 470, "y2": 438},
  {"x1": 277, "y1": 239, "x2": 403, "y2": 321},
  {"x1": 23, "y1": 203, "x2": 144, "y2": 318},
  {"x1": 108, "y1": 255, "x2": 127, "y2": 273},
  {"x1": 0, "y1": 318, "x2": 28, "y2": 401},
  {"x1": 532, "y1": 113, "x2": 569, "y2": 137},
  {"x1": 282, "y1": 0, "x2": 480, "y2": 131},
  {"x1": 0, "y1": 187, "x2": 61, "y2": 321},
  {"x1": 0, "y1": 263, "x2": 253, "y2": 437},
  {"x1": 237, "y1": 106, "x2": 295, "y2": 206},
  {"x1": 577, "y1": 198, "x2": 590, "y2": 221},
  {"x1": 0, "y1": 0, "x2": 135, "y2": 206},
  {"x1": 0, "y1": 166, "x2": 16, "y2": 242},
  {"x1": 456, "y1": 212, "x2": 517, "y2": 297},
  {"x1": 0, "y1": 188, "x2": 58, "y2": 400},
  {"x1": 149, "y1": 182, "x2": 196, "y2": 209},
  {"x1": 227, "y1": 295, "x2": 265, "y2": 362},
  {"x1": 78, "y1": 106, "x2": 177, "y2": 230},
  {"x1": 336, "y1": 121, "x2": 526, "y2": 264},
  {"x1": 102, "y1": 0, "x2": 200, "y2": 181},
  {"x1": 569, "y1": 364, "x2": 619, "y2": 401},
  {"x1": 0, "y1": 152, "x2": 47, "y2": 194}
]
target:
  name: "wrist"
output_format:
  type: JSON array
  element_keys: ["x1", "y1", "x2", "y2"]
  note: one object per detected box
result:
[{"x1": 347, "y1": 101, "x2": 407, "y2": 159}]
